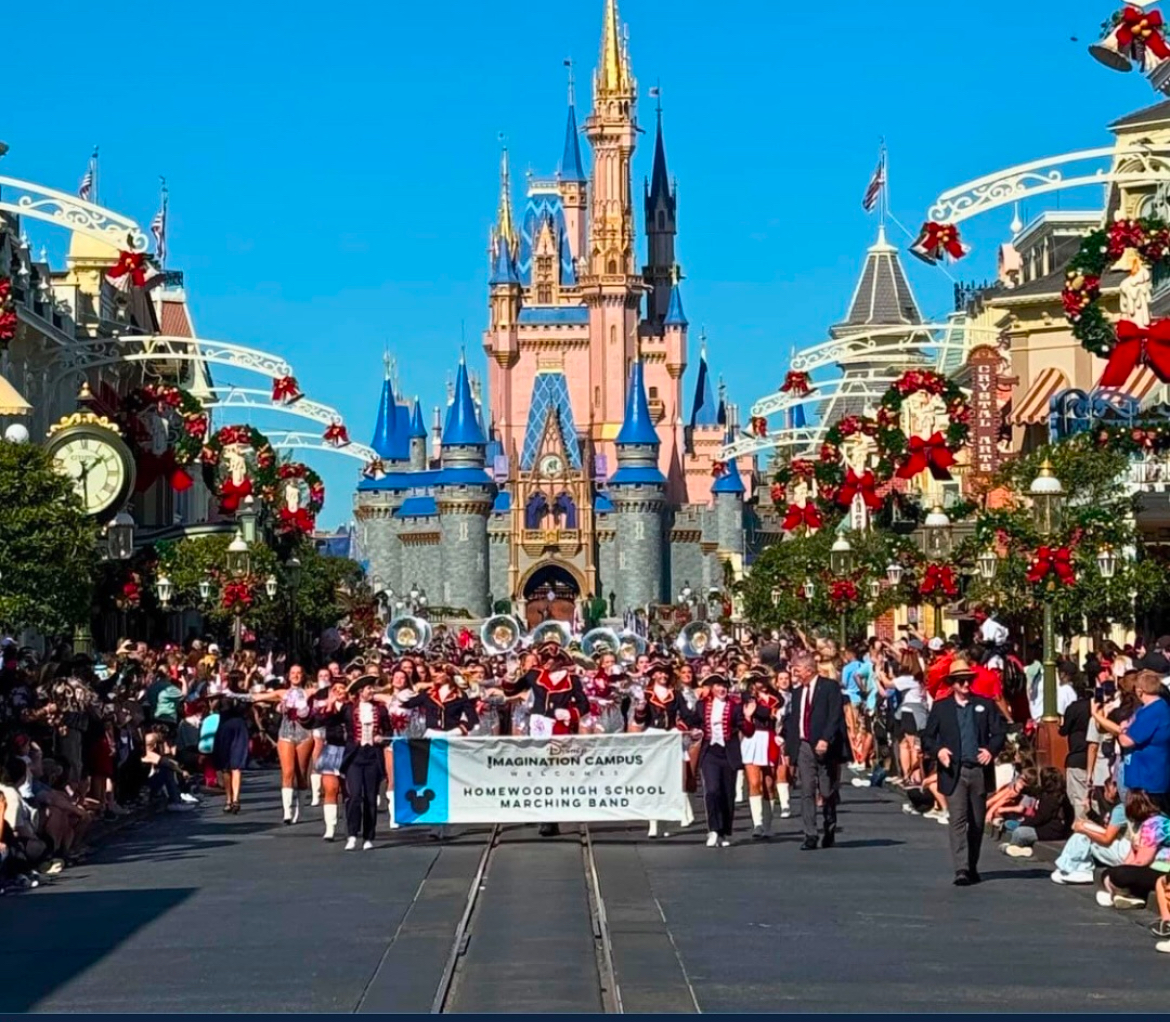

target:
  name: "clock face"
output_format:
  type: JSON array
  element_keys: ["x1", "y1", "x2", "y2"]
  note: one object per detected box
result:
[
  {"x1": 50, "y1": 431, "x2": 133, "y2": 517},
  {"x1": 539, "y1": 453, "x2": 564, "y2": 477}
]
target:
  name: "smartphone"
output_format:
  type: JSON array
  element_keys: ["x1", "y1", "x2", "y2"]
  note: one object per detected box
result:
[
  {"x1": 1101, "y1": 680, "x2": 1117, "y2": 699},
  {"x1": 1021, "y1": 794, "x2": 1038, "y2": 812}
]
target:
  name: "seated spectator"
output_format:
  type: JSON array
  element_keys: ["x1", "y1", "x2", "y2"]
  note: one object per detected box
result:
[
  {"x1": 141, "y1": 733, "x2": 197, "y2": 812},
  {"x1": 988, "y1": 766, "x2": 1039, "y2": 825},
  {"x1": 1096, "y1": 788, "x2": 1170, "y2": 910},
  {"x1": 1052, "y1": 777, "x2": 1130, "y2": 884},
  {"x1": 1001, "y1": 766, "x2": 1073, "y2": 857},
  {"x1": 1151, "y1": 873, "x2": 1170, "y2": 947}
]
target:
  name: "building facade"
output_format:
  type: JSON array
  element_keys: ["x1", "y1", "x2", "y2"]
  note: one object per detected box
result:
[{"x1": 353, "y1": 0, "x2": 753, "y2": 625}]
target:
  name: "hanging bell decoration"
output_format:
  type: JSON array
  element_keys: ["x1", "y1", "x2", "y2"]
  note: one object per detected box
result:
[{"x1": 1089, "y1": 17, "x2": 1140, "y2": 71}]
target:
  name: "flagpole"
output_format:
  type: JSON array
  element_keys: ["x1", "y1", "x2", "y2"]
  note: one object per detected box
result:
[
  {"x1": 158, "y1": 176, "x2": 168, "y2": 269},
  {"x1": 92, "y1": 145, "x2": 100, "y2": 206},
  {"x1": 879, "y1": 138, "x2": 887, "y2": 230}
]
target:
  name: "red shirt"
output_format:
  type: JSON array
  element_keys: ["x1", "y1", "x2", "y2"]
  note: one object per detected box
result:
[
  {"x1": 925, "y1": 652, "x2": 955, "y2": 700},
  {"x1": 970, "y1": 664, "x2": 1003, "y2": 702}
]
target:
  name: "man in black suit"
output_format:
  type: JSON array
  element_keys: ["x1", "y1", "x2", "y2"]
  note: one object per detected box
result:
[
  {"x1": 679, "y1": 672, "x2": 755, "y2": 847},
  {"x1": 921, "y1": 658, "x2": 1008, "y2": 886},
  {"x1": 784, "y1": 651, "x2": 847, "y2": 850}
]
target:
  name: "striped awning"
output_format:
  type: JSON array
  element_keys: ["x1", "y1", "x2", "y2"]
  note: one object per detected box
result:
[
  {"x1": 1008, "y1": 367, "x2": 1069, "y2": 425},
  {"x1": 1107, "y1": 365, "x2": 1161, "y2": 403},
  {"x1": 0, "y1": 374, "x2": 31, "y2": 416}
]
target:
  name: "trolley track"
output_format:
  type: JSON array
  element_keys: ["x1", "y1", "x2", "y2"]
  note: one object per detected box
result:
[{"x1": 432, "y1": 824, "x2": 622, "y2": 1014}]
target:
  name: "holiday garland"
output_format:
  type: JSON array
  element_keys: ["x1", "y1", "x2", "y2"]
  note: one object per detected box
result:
[
  {"x1": 817, "y1": 415, "x2": 888, "y2": 509},
  {"x1": 201, "y1": 424, "x2": 278, "y2": 514},
  {"x1": 1063, "y1": 218, "x2": 1170, "y2": 378},
  {"x1": 263, "y1": 461, "x2": 326, "y2": 534},
  {"x1": 123, "y1": 383, "x2": 209, "y2": 472},
  {"x1": 875, "y1": 369, "x2": 970, "y2": 481},
  {"x1": 919, "y1": 562, "x2": 960, "y2": 599},
  {"x1": 827, "y1": 578, "x2": 860, "y2": 613}
]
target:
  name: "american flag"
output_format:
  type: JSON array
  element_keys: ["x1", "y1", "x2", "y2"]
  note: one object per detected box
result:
[
  {"x1": 151, "y1": 185, "x2": 168, "y2": 267},
  {"x1": 77, "y1": 147, "x2": 98, "y2": 201},
  {"x1": 862, "y1": 154, "x2": 885, "y2": 213}
]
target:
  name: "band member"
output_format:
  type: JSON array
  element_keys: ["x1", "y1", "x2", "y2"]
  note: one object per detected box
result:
[
  {"x1": 306, "y1": 677, "x2": 350, "y2": 841},
  {"x1": 631, "y1": 659, "x2": 695, "y2": 837},
  {"x1": 309, "y1": 666, "x2": 332, "y2": 807},
  {"x1": 341, "y1": 675, "x2": 392, "y2": 850},
  {"x1": 513, "y1": 644, "x2": 590, "y2": 837},
  {"x1": 773, "y1": 668, "x2": 794, "y2": 818},
  {"x1": 742, "y1": 672, "x2": 780, "y2": 839},
  {"x1": 252, "y1": 664, "x2": 314, "y2": 826},
  {"x1": 400, "y1": 666, "x2": 480, "y2": 735},
  {"x1": 679, "y1": 672, "x2": 756, "y2": 847},
  {"x1": 785, "y1": 652, "x2": 847, "y2": 850},
  {"x1": 584, "y1": 658, "x2": 626, "y2": 734}
]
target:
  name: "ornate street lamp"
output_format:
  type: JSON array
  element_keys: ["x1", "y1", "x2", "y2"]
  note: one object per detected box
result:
[
  {"x1": 1097, "y1": 546, "x2": 1118, "y2": 580},
  {"x1": 829, "y1": 536, "x2": 855, "y2": 575},
  {"x1": 869, "y1": 578, "x2": 882, "y2": 600},
  {"x1": 226, "y1": 531, "x2": 250, "y2": 577},
  {"x1": 198, "y1": 576, "x2": 213, "y2": 603},
  {"x1": 107, "y1": 511, "x2": 135, "y2": 561},
  {"x1": 264, "y1": 574, "x2": 278, "y2": 599},
  {"x1": 886, "y1": 562, "x2": 904, "y2": 586},
  {"x1": 238, "y1": 495, "x2": 258, "y2": 545},
  {"x1": 155, "y1": 574, "x2": 174, "y2": 608},
  {"x1": 1031, "y1": 459, "x2": 1065, "y2": 721},
  {"x1": 923, "y1": 506, "x2": 953, "y2": 560},
  {"x1": 977, "y1": 548, "x2": 999, "y2": 582},
  {"x1": 802, "y1": 579, "x2": 816, "y2": 599}
]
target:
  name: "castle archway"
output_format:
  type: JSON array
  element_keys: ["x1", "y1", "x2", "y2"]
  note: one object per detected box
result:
[{"x1": 520, "y1": 562, "x2": 583, "y2": 631}]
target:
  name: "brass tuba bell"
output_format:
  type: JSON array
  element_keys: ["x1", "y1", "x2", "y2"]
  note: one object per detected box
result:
[
  {"x1": 675, "y1": 620, "x2": 714, "y2": 659},
  {"x1": 617, "y1": 630, "x2": 647, "y2": 666},
  {"x1": 480, "y1": 614, "x2": 525, "y2": 655},
  {"x1": 581, "y1": 627, "x2": 621, "y2": 660},
  {"x1": 384, "y1": 615, "x2": 433, "y2": 655},
  {"x1": 530, "y1": 619, "x2": 573, "y2": 647}
]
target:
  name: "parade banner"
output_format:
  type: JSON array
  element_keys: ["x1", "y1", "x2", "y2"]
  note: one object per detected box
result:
[{"x1": 391, "y1": 732, "x2": 686, "y2": 825}]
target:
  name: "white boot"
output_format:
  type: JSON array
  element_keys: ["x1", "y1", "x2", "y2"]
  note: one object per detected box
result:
[
  {"x1": 323, "y1": 803, "x2": 338, "y2": 841},
  {"x1": 648, "y1": 820, "x2": 659, "y2": 839},
  {"x1": 281, "y1": 787, "x2": 294, "y2": 823},
  {"x1": 292, "y1": 790, "x2": 301, "y2": 824},
  {"x1": 736, "y1": 771, "x2": 745, "y2": 804},
  {"x1": 749, "y1": 794, "x2": 764, "y2": 838},
  {"x1": 778, "y1": 782, "x2": 792, "y2": 818},
  {"x1": 681, "y1": 798, "x2": 695, "y2": 829},
  {"x1": 761, "y1": 797, "x2": 773, "y2": 837},
  {"x1": 388, "y1": 792, "x2": 399, "y2": 829},
  {"x1": 706, "y1": 830, "x2": 719, "y2": 848},
  {"x1": 310, "y1": 773, "x2": 322, "y2": 807},
  {"x1": 345, "y1": 836, "x2": 357, "y2": 851}
]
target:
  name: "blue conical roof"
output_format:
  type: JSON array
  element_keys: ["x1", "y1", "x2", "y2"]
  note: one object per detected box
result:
[
  {"x1": 489, "y1": 234, "x2": 520, "y2": 285},
  {"x1": 410, "y1": 398, "x2": 427, "y2": 439},
  {"x1": 443, "y1": 358, "x2": 486, "y2": 446},
  {"x1": 664, "y1": 281, "x2": 687, "y2": 327},
  {"x1": 712, "y1": 431, "x2": 745, "y2": 495},
  {"x1": 371, "y1": 375, "x2": 409, "y2": 460},
  {"x1": 689, "y1": 350, "x2": 718, "y2": 427},
  {"x1": 560, "y1": 101, "x2": 586, "y2": 182},
  {"x1": 616, "y1": 360, "x2": 660, "y2": 446}
]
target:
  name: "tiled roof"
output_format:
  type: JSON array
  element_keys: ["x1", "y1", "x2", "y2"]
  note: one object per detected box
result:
[
  {"x1": 594, "y1": 492, "x2": 614, "y2": 513},
  {"x1": 371, "y1": 377, "x2": 411, "y2": 461},
  {"x1": 492, "y1": 491, "x2": 512, "y2": 513},
  {"x1": 647, "y1": 110, "x2": 675, "y2": 216},
  {"x1": 1109, "y1": 99, "x2": 1170, "y2": 129},
  {"x1": 833, "y1": 225, "x2": 921, "y2": 335},
  {"x1": 521, "y1": 370, "x2": 583, "y2": 470},
  {"x1": 518, "y1": 191, "x2": 575, "y2": 287},
  {"x1": 395, "y1": 496, "x2": 438, "y2": 518},
  {"x1": 664, "y1": 283, "x2": 687, "y2": 327},
  {"x1": 690, "y1": 352, "x2": 719, "y2": 427},
  {"x1": 560, "y1": 102, "x2": 586, "y2": 182},
  {"x1": 160, "y1": 300, "x2": 193, "y2": 337}
]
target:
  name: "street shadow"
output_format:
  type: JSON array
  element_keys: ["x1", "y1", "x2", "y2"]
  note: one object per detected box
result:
[
  {"x1": 833, "y1": 838, "x2": 904, "y2": 848},
  {"x1": 0, "y1": 887, "x2": 194, "y2": 1012},
  {"x1": 976, "y1": 868, "x2": 1051, "y2": 882}
]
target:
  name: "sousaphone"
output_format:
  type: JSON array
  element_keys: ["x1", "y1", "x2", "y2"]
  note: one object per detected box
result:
[
  {"x1": 384, "y1": 615, "x2": 433, "y2": 655},
  {"x1": 530, "y1": 619, "x2": 573, "y2": 648},
  {"x1": 617, "y1": 630, "x2": 647, "y2": 666},
  {"x1": 676, "y1": 620, "x2": 714, "y2": 659},
  {"x1": 481, "y1": 614, "x2": 525, "y2": 655},
  {"x1": 581, "y1": 627, "x2": 621, "y2": 660}
]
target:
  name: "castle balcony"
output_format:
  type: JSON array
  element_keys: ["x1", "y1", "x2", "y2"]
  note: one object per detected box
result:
[{"x1": 521, "y1": 528, "x2": 582, "y2": 557}]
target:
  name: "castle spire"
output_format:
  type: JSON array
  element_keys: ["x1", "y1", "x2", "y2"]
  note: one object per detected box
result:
[
  {"x1": 689, "y1": 333, "x2": 718, "y2": 428},
  {"x1": 647, "y1": 101, "x2": 674, "y2": 215},
  {"x1": 496, "y1": 140, "x2": 517, "y2": 251},
  {"x1": 616, "y1": 359, "x2": 660, "y2": 448},
  {"x1": 560, "y1": 60, "x2": 586, "y2": 182},
  {"x1": 597, "y1": 0, "x2": 633, "y2": 99},
  {"x1": 443, "y1": 357, "x2": 487, "y2": 446}
]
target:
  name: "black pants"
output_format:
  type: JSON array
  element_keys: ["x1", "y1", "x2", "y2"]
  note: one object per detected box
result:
[
  {"x1": 797, "y1": 741, "x2": 839, "y2": 840},
  {"x1": 947, "y1": 764, "x2": 988, "y2": 875},
  {"x1": 1104, "y1": 865, "x2": 1162, "y2": 900},
  {"x1": 344, "y1": 745, "x2": 384, "y2": 840},
  {"x1": 699, "y1": 745, "x2": 736, "y2": 837}
]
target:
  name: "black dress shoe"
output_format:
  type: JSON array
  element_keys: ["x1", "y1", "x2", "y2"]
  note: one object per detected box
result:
[
  {"x1": 538, "y1": 823, "x2": 560, "y2": 837},
  {"x1": 953, "y1": 870, "x2": 972, "y2": 887},
  {"x1": 821, "y1": 828, "x2": 836, "y2": 849},
  {"x1": 800, "y1": 836, "x2": 819, "y2": 850},
  {"x1": 968, "y1": 870, "x2": 982, "y2": 885}
]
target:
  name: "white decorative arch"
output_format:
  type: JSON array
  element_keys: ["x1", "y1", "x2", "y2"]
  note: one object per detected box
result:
[
  {"x1": 0, "y1": 174, "x2": 149, "y2": 251},
  {"x1": 927, "y1": 145, "x2": 1170, "y2": 226},
  {"x1": 266, "y1": 430, "x2": 376, "y2": 463},
  {"x1": 206, "y1": 387, "x2": 349, "y2": 428}
]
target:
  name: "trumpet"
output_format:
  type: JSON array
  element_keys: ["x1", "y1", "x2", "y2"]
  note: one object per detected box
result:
[
  {"x1": 384, "y1": 615, "x2": 433, "y2": 654},
  {"x1": 480, "y1": 614, "x2": 525, "y2": 655}
]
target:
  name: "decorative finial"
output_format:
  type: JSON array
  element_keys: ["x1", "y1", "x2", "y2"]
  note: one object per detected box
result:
[
  {"x1": 671, "y1": 262, "x2": 682, "y2": 286},
  {"x1": 699, "y1": 325, "x2": 708, "y2": 359},
  {"x1": 654, "y1": 78, "x2": 662, "y2": 116},
  {"x1": 1010, "y1": 201, "x2": 1023, "y2": 236},
  {"x1": 564, "y1": 57, "x2": 575, "y2": 107},
  {"x1": 382, "y1": 347, "x2": 392, "y2": 380}
]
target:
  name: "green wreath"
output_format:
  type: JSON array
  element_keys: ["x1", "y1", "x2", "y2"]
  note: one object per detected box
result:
[
  {"x1": 1063, "y1": 217, "x2": 1170, "y2": 358},
  {"x1": 263, "y1": 461, "x2": 326, "y2": 533},
  {"x1": 817, "y1": 415, "x2": 889, "y2": 507},
  {"x1": 200, "y1": 424, "x2": 278, "y2": 514},
  {"x1": 874, "y1": 369, "x2": 969, "y2": 480},
  {"x1": 123, "y1": 384, "x2": 209, "y2": 465}
]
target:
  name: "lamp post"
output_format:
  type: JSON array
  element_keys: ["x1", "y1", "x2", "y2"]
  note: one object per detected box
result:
[
  {"x1": 227, "y1": 530, "x2": 251, "y2": 652},
  {"x1": 107, "y1": 511, "x2": 135, "y2": 561},
  {"x1": 1030, "y1": 460, "x2": 1065, "y2": 721},
  {"x1": 829, "y1": 536, "x2": 855, "y2": 646},
  {"x1": 237, "y1": 495, "x2": 258, "y2": 545},
  {"x1": 922, "y1": 506, "x2": 953, "y2": 639},
  {"x1": 286, "y1": 556, "x2": 302, "y2": 658},
  {"x1": 977, "y1": 547, "x2": 999, "y2": 582},
  {"x1": 199, "y1": 575, "x2": 213, "y2": 603},
  {"x1": 1096, "y1": 546, "x2": 1117, "y2": 580}
]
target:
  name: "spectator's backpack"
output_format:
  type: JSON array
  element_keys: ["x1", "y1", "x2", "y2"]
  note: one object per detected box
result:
[{"x1": 198, "y1": 712, "x2": 220, "y2": 755}]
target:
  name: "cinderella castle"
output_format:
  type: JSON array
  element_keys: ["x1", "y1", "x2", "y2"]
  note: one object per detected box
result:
[{"x1": 354, "y1": 0, "x2": 918, "y2": 626}]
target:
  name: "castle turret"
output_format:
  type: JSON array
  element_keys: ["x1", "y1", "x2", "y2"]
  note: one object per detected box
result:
[
  {"x1": 371, "y1": 356, "x2": 411, "y2": 466},
  {"x1": 610, "y1": 360, "x2": 664, "y2": 612},
  {"x1": 643, "y1": 100, "x2": 678, "y2": 325},
  {"x1": 558, "y1": 63, "x2": 588, "y2": 266},
  {"x1": 436, "y1": 356, "x2": 492, "y2": 616},
  {"x1": 409, "y1": 397, "x2": 427, "y2": 471},
  {"x1": 711, "y1": 427, "x2": 745, "y2": 574},
  {"x1": 486, "y1": 145, "x2": 522, "y2": 470}
]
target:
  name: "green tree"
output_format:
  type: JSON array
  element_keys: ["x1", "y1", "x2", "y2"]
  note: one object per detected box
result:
[{"x1": 0, "y1": 440, "x2": 100, "y2": 635}]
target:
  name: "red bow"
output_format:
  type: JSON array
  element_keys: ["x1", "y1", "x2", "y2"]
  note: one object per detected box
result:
[
  {"x1": 272, "y1": 375, "x2": 302, "y2": 404},
  {"x1": 219, "y1": 475, "x2": 253, "y2": 514},
  {"x1": 222, "y1": 580, "x2": 253, "y2": 609},
  {"x1": 898, "y1": 431, "x2": 956, "y2": 480},
  {"x1": 750, "y1": 416, "x2": 768, "y2": 437},
  {"x1": 782, "y1": 502, "x2": 822, "y2": 532},
  {"x1": 323, "y1": 422, "x2": 350, "y2": 446},
  {"x1": 913, "y1": 221, "x2": 965, "y2": 263},
  {"x1": 837, "y1": 468, "x2": 882, "y2": 510},
  {"x1": 920, "y1": 563, "x2": 959, "y2": 598},
  {"x1": 1027, "y1": 546, "x2": 1076, "y2": 586},
  {"x1": 711, "y1": 460, "x2": 727, "y2": 478},
  {"x1": 279, "y1": 506, "x2": 315, "y2": 534},
  {"x1": 0, "y1": 277, "x2": 15, "y2": 344},
  {"x1": 1118, "y1": 5, "x2": 1170, "y2": 58},
  {"x1": 780, "y1": 370, "x2": 811, "y2": 395},
  {"x1": 1100, "y1": 318, "x2": 1170, "y2": 388},
  {"x1": 106, "y1": 250, "x2": 157, "y2": 289}
]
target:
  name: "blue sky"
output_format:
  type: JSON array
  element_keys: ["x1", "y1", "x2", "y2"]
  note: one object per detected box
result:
[{"x1": 2, "y1": 0, "x2": 1155, "y2": 525}]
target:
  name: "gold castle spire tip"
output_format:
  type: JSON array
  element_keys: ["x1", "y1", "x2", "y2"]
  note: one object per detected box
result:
[{"x1": 597, "y1": 0, "x2": 632, "y2": 97}]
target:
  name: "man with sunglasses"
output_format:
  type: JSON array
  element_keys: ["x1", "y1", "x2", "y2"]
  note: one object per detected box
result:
[{"x1": 922, "y1": 658, "x2": 1008, "y2": 886}]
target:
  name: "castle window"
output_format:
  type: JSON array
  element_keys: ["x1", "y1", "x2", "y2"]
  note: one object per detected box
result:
[
  {"x1": 649, "y1": 386, "x2": 658, "y2": 400},
  {"x1": 634, "y1": 519, "x2": 645, "y2": 540},
  {"x1": 607, "y1": 259, "x2": 617, "y2": 275},
  {"x1": 459, "y1": 520, "x2": 469, "y2": 542},
  {"x1": 610, "y1": 326, "x2": 616, "y2": 346},
  {"x1": 657, "y1": 211, "x2": 665, "y2": 230},
  {"x1": 619, "y1": 551, "x2": 627, "y2": 570},
  {"x1": 594, "y1": 385, "x2": 601, "y2": 407},
  {"x1": 536, "y1": 283, "x2": 552, "y2": 304}
]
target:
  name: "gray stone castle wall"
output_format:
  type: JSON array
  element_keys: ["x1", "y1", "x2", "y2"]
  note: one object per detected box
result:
[
  {"x1": 596, "y1": 522, "x2": 616, "y2": 607},
  {"x1": 488, "y1": 516, "x2": 510, "y2": 610},
  {"x1": 613, "y1": 492, "x2": 663, "y2": 612},
  {"x1": 715, "y1": 493, "x2": 745, "y2": 560},
  {"x1": 437, "y1": 496, "x2": 490, "y2": 616}
]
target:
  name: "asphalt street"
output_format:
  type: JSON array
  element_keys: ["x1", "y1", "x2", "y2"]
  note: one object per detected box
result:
[{"x1": 2, "y1": 773, "x2": 1167, "y2": 1013}]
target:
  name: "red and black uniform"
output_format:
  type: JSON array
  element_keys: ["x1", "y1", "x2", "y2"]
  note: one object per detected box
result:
[
  {"x1": 516, "y1": 667, "x2": 590, "y2": 735},
  {"x1": 679, "y1": 694, "x2": 755, "y2": 838},
  {"x1": 633, "y1": 687, "x2": 686, "y2": 731},
  {"x1": 401, "y1": 688, "x2": 479, "y2": 735}
]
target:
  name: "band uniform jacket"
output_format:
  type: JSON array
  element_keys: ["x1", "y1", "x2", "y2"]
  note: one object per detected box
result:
[
  {"x1": 783, "y1": 679, "x2": 847, "y2": 764},
  {"x1": 633, "y1": 688, "x2": 684, "y2": 731},
  {"x1": 679, "y1": 697, "x2": 755, "y2": 770},
  {"x1": 516, "y1": 669, "x2": 591, "y2": 733},
  {"x1": 921, "y1": 694, "x2": 1007, "y2": 797},
  {"x1": 400, "y1": 689, "x2": 479, "y2": 734}
]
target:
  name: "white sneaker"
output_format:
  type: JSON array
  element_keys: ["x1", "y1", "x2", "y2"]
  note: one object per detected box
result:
[
  {"x1": 1004, "y1": 845, "x2": 1033, "y2": 858},
  {"x1": 1062, "y1": 870, "x2": 1094, "y2": 884},
  {"x1": 1095, "y1": 890, "x2": 1115, "y2": 908},
  {"x1": 923, "y1": 808, "x2": 943, "y2": 820},
  {"x1": 362, "y1": 840, "x2": 374, "y2": 851},
  {"x1": 1112, "y1": 893, "x2": 1146, "y2": 909},
  {"x1": 935, "y1": 812, "x2": 950, "y2": 825},
  {"x1": 179, "y1": 792, "x2": 200, "y2": 804},
  {"x1": 851, "y1": 778, "x2": 871, "y2": 788},
  {"x1": 1051, "y1": 870, "x2": 1069, "y2": 885},
  {"x1": 706, "y1": 831, "x2": 718, "y2": 848},
  {"x1": 902, "y1": 803, "x2": 922, "y2": 816},
  {"x1": 719, "y1": 838, "x2": 731, "y2": 848},
  {"x1": 345, "y1": 837, "x2": 358, "y2": 851},
  {"x1": 1156, "y1": 939, "x2": 1170, "y2": 954}
]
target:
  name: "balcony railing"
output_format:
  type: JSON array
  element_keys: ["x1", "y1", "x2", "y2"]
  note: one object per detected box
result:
[{"x1": 1123, "y1": 455, "x2": 1170, "y2": 494}]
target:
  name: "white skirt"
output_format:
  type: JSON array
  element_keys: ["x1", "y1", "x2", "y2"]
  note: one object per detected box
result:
[{"x1": 740, "y1": 730, "x2": 771, "y2": 766}]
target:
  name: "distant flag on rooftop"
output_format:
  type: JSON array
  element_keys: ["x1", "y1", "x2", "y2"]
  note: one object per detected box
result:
[
  {"x1": 862, "y1": 152, "x2": 885, "y2": 213},
  {"x1": 78, "y1": 146, "x2": 98, "y2": 202},
  {"x1": 151, "y1": 178, "x2": 168, "y2": 268}
]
